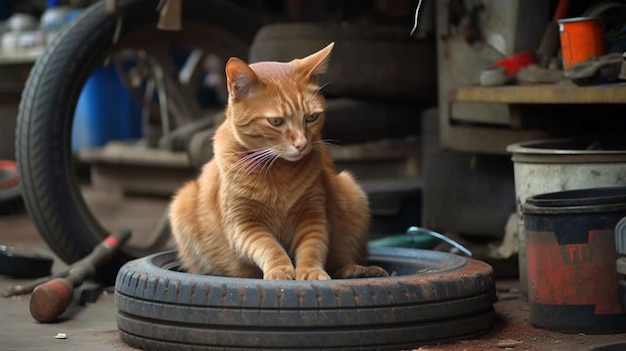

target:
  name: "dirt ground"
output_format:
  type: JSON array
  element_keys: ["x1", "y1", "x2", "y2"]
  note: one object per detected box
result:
[{"x1": 1, "y1": 197, "x2": 625, "y2": 351}]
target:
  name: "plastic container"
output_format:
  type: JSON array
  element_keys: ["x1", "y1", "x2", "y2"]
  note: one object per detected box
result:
[
  {"x1": 493, "y1": 50, "x2": 537, "y2": 75},
  {"x1": 558, "y1": 17, "x2": 606, "y2": 69},
  {"x1": 522, "y1": 187, "x2": 626, "y2": 333},
  {"x1": 71, "y1": 64, "x2": 142, "y2": 152},
  {"x1": 0, "y1": 160, "x2": 18, "y2": 188},
  {"x1": 507, "y1": 137, "x2": 626, "y2": 300},
  {"x1": 40, "y1": 0, "x2": 70, "y2": 45}
]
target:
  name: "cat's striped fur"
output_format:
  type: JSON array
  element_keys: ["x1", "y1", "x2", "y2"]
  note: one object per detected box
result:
[{"x1": 169, "y1": 43, "x2": 388, "y2": 280}]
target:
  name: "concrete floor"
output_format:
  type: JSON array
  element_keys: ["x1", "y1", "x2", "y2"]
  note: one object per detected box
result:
[{"x1": 1, "y1": 189, "x2": 625, "y2": 351}]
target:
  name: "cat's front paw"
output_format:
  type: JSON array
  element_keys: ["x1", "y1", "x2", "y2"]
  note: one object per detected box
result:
[
  {"x1": 296, "y1": 266, "x2": 331, "y2": 280},
  {"x1": 264, "y1": 265, "x2": 296, "y2": 280},
  {"x1": 332, "y1": 264, "x2": 389, "y2": 279}
]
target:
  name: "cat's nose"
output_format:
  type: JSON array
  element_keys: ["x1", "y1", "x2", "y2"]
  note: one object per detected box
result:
[{"x1": 293, "y1": 138, "x2": 308, "y2": 152}]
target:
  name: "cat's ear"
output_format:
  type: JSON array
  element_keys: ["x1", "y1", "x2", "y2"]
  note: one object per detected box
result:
[
  {"x1": 294, "y1": 42, "x2": 334, "y2": 79},
  {"x1": 225, "y1": 57, "x2": 260, "y2": 99}
]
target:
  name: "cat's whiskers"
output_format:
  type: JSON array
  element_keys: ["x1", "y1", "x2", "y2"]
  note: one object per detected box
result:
[
  {"x1": 305, "y1": 82, "x2": 331, "y2": 106},
  {"x1": 242, "y1": 151, "x2": 277, "y2": 176},
  {"x1": 223, "y1": 152, "x2": 258, "y2": 175},
  {"x1": 224, "y1": 148, "x2": 275, "y2": 177},
  {"x1": 240, "y1": 151, "x2": 275, "y2": 176},
  {"x1": 312, "y1": 82, "x2": 331, "y2": 98},
  {"x1": 261, "y1": 153, "x2": 282, "y2": 178}
]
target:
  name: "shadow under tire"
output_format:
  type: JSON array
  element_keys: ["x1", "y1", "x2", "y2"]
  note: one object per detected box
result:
[
  {"x1": 115, "y1": 247, "x2": 497, "y2": 350},
  {"x1": 0, "y1": 183, "x2": 22, "y2": 214}
]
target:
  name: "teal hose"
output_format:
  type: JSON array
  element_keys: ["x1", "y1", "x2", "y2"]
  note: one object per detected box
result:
[
  {"x1": 368, "y1": 226, "x2": 473, "y2": 257},
  {"x1": 368, "y1": 232, "x2": 437, "y2": 249}
]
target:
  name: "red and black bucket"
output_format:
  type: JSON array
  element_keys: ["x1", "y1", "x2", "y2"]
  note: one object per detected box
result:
[{"x1": 522, "y1": 186, "x2": 626, "y2": 333}]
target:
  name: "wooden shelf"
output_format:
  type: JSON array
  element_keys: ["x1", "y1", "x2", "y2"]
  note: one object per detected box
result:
[
  {"x1": 450, "y1": 84, "x2": 626, "y2": 104},
  {"x1": 0, "y1": 48, "x2": 42, "y2": 65}
]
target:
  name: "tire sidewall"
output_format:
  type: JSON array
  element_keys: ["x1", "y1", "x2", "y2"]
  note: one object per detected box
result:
[{"x1": 114, "y1": 248, "x2": 496, "y2": 350}]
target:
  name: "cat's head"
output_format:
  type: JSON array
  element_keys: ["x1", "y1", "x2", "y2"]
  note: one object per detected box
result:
[{"x1": 224, "y1": 43, "x2": 334, "y2": 162}]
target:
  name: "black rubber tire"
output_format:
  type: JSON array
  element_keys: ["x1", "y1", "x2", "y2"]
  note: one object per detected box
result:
[
  {"x1": 185, "y1": 98, "x2": 425, "y2": 169},
  {"x1": 15, "y1": 0, "x2": 260, "y2": 281},
  {"x1": 249, "y1": 23, "x2": 437, "y2": 101},
  {"x1": 115, "y1": 248, "x2": 497, "y2": 350},
  {"x1": 324, "y1": 98, "x2": 423, "y2": 144}
]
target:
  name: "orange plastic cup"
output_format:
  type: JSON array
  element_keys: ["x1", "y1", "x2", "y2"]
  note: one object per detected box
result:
[{"x1": 558, "y1": 17, "x2": 606, "y2": 69}]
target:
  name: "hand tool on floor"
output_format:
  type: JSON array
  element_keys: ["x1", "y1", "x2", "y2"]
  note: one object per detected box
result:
[
  {"x1": 2, "y1": 274, "x2": 62, "y2": 298},
  {"x1": 28, "y1": 229, "x2": 131, "y2": 323},
  {"x1": 2, "y1": 231, "x2": 131, "y2": 298}
]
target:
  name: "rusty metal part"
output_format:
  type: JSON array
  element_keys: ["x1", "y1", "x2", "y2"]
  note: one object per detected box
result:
[
  {"x1": 111, "y1": 32, "x2": 227, "y2": 152},
  {"x1": 30, "y1": 278, "x2": 74, "y2": 323},
  {"x1": 111, "y1": 48, "x2": 207, "y2": 149}
]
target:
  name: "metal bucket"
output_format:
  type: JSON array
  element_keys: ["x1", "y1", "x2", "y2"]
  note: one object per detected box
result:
[
  {"x1": 507, "y1": 138, "x2": 626, "y2": 300},
  {"x1": 522, "y1": 187, "x2": 626, "y2": 333}
]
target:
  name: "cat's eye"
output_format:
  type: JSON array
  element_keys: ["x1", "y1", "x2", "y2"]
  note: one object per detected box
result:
[
  {"x1": 267, "y1": 117, "x2": 285, "y2": 127},
  {"x1": 305, "y1": 113, "x2": 320, "y2": 123}
]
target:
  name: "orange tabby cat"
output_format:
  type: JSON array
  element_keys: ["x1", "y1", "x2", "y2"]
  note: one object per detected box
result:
[{"x1": 169, "y1": 43, "x2": 388, "y2": 280}]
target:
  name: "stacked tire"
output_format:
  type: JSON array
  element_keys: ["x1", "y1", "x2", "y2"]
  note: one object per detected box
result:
[
  {"x1": 115, "y1": 248, "x2": 496, "y2": 350},
  {"x1": 249, "y1": 23, "x2": 437, "y2": 144}
]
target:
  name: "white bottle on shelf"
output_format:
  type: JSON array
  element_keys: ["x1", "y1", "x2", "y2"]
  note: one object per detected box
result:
[{"x1": 40, "y1": 0, "x2": 70, "y2": 45}]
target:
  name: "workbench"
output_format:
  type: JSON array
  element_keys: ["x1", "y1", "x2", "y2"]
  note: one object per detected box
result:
[{"x1": 442, "y1": 83, "x2": 626, "y2": 154}]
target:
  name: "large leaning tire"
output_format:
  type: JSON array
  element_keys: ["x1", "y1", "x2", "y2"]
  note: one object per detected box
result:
[
  {"x1": 324, "y1": 98, "x2": 423, "y2": 144},
  {"x1": 185, "y1": 98, "x2": 425, "y2": 169},
  {"x1": 249, "y1": 23, "x2": 437, "y2": 101},
  {"x1": 16, "y1": 0, "x2": 260, "y2": 282},
  {"x1": 115, "y1": 248, "x2": 497, "y2": 351}
]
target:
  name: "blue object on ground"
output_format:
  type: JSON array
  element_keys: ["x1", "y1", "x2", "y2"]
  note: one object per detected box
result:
[{"x1": 72, "y1": 64, "x2": 142, "y2": 152}]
